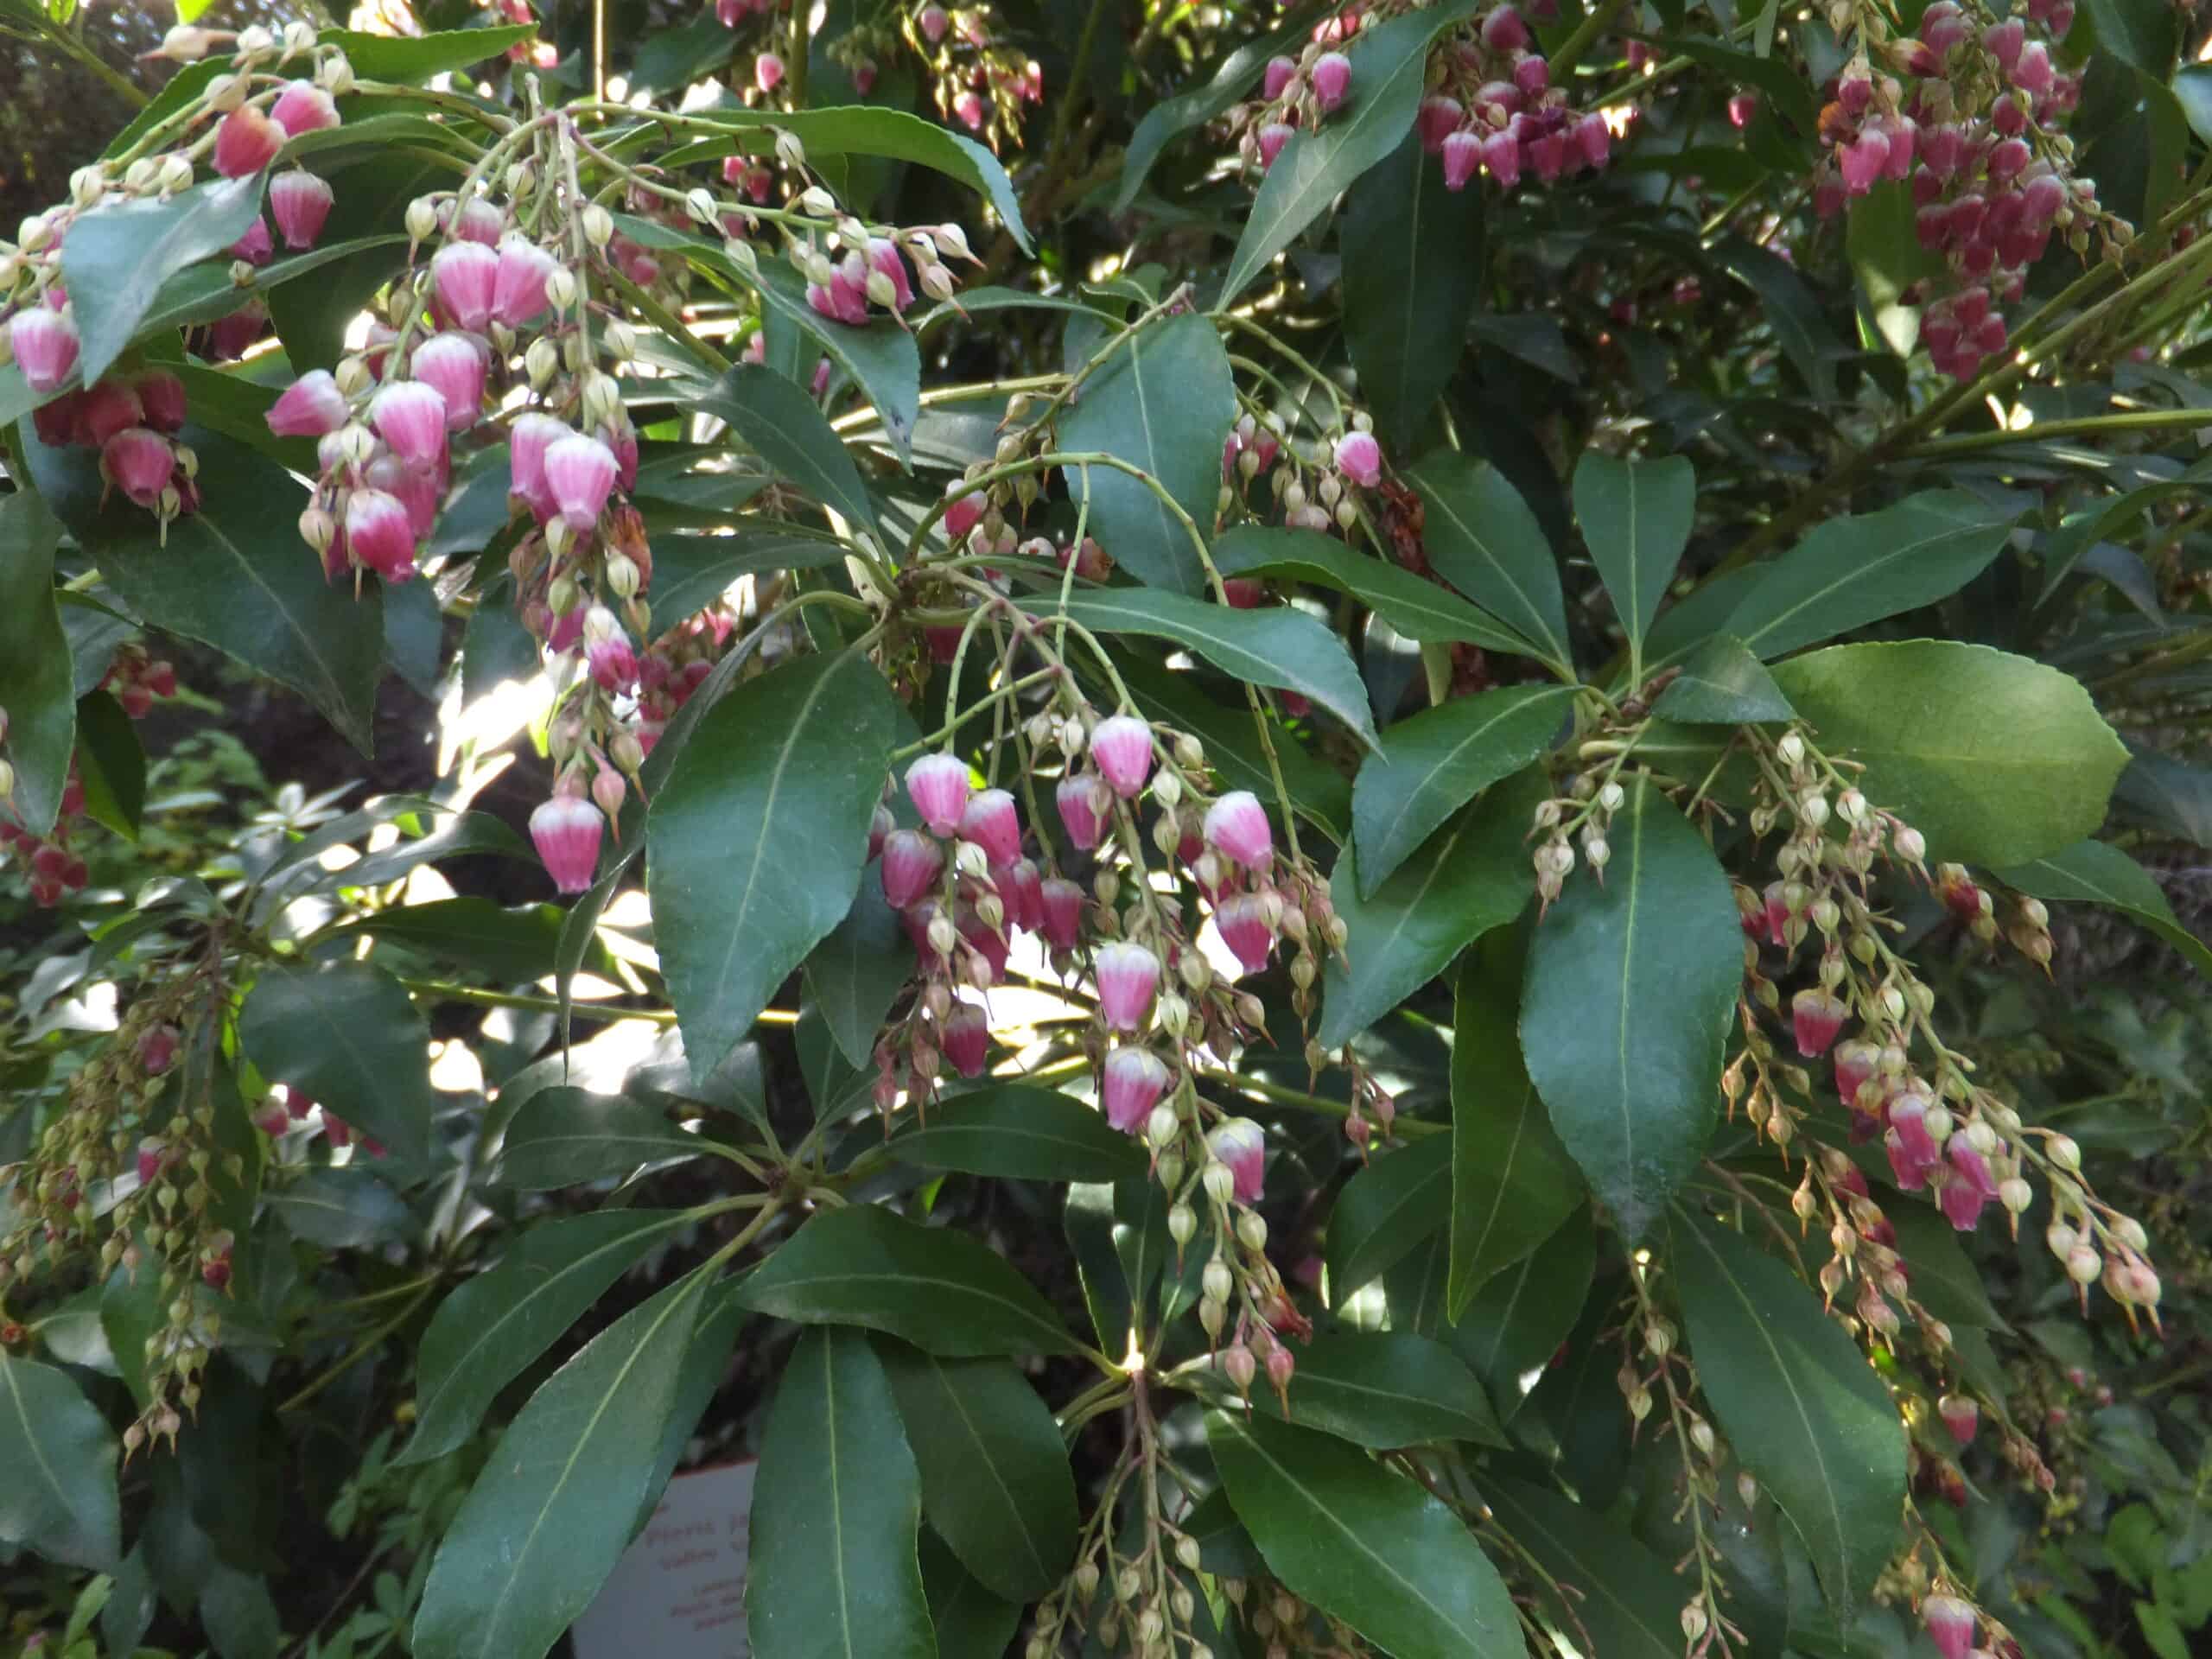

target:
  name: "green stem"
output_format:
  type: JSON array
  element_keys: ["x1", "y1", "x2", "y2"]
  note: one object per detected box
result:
[
  {"x1": 1548, "y1": 0, "x2": 1636, "y2": 79},
  {"x1": 396, "y1": 978, "x2": 679, "y2": 1026},
  {"x1": 1902, "y1": 406, "x2": 2212, "y2": 458}
]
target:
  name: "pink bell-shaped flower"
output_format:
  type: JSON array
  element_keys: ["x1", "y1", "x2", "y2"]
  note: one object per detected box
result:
[
  {"x1": 493, "y1": 235, "x2": 558, "y2": 327},
  {"x1": 411, "y1": 334, "x2": 486, "y2": 429},
  {"x1": 1204, "y1": 791, "x2": 1273, "y2": 869},
  {"x1": 906, "y1": 753, "x2": 973, "y2": 838},
  {"x1": 1832, "y1": 1039, "x2": 1880, "y2": 1111},
  {"x1": 1039, "y1": 875, "x2": 1085, "y2": 951},
  {"x1": 941, "y1": 1001, "x2": 989, "y2": 1077},
  {"x1": 756, "y1": 51, "x2": 786, "y2": 92},
  {"x1": 998, "y1": 857, "x2": 1045, "y2": 934},
  {"x1": 1922, "y1": 1595, "x2": 1976, "y2": 1659},
  {"x1": 449, "y1": 197, "x2": 505, "y2": 245},
  {"x1": 10, "y1": 307, "x2": 79, "y2": 395},
  {"x1": 266, "y1": 369, "x2": 348, "y2": 438},
  {"x1": 1089, "y1": 715, "x2": 1155, "y2": 798},
  {"x1": 1889, "y1": 1092, "x2": 1942, "y2": 1169},
  {"x1": 79, "y1": 378, "x2": 144, "y2": 445},
  {"x1": 1481, "y1": 5, "x2": 1530, "y2": 50},
  {"x1": 530, "y1": 789, "x2": 605, "y2": 895},
  {"x1": 1094, "y1": 941, "x2": 1160, "y2": 1033},
  {"x1": 1481, "y1": 130, "x2": 1522, "y2": 188},
  {"x1": 1103, "y1": 1046, "x2": 1170, "y2": 1133},
  {"x1": 135, "y1": 370, "x2": 187, "y2": 433},
  {"x1": 214, "y1": 106, "x2": 288, "y2": 179},
  {"x1": 1262, "y1": 56, "x2": 1296, "y2": 100},
  {"x1": 1214, "y1": 893, "x2": 1276, "y2": 976},
  {"x1": 366, "y1": 454, "x2": 439, "y2": 537},
  {"x1": 101, "y1": 428, "x2": 175, "y2": 508},
  {"x1": 544, "y1": 433, "x2": 619, "y2": 531},
  {"x1": 432, "y1": 241, "x2": 500, "y2": 332},
  {"x1": 1257, "y1": 122, "x2": 1296, "y2": 168},
  {"x1": 371, "y1": 380, "x2": 448, "y2": 470},
  {"x1": 231, "y1": 217, "x2": 275, "y2": 265},
  {"x1": 1310, "y1": 52, "x2": 1351, "y2": 113},
  {"x1": 1206, "y1": 1116, "x2": 1267, "y2": 1203},
  {"x1": 867, "y1": 238, "x2": 915, "y2": 312},
  {"x1": 1791, "y1": 987, "x2": 1848, "y2": 1058},
  {"x1": 944, "y1": 486, "x2": 983, "y2": 543},
  {"x1": 1441, "y1": 130, "x2": 1483, "y2": 191},
  {"x1": 1937, "y1": 1395, "x2": 1979, "y2": 1446},
  {"x1": 1839, "y1": 130, "x2": 1890, "y2": 195},
  {"x1": 270, "y1": 80, "x2": 340, "y2": 135},
  {"x1": 507, "y1": 412, "x2": 571, "y2": 518},
  {"x1": 880, "y1": 829, "x2": 944, "y2": 909},
  {"x1": 959, "y1": 787, "x2": 1021, "y2": 865},
  {"x1": 270, "y1": 170, "x2": 334, "y2": 250},
  {"x1": 1884, "y1": 1128, "x2": 1928, "y2": 1191},
  {"x1": 1418, "y1": 95, "x2": 1463, "y2": 153},
  {"x1": 1056, "y1": 772, "x2": 1110, "y2": 851},
  {"x1": 345, "y1": 488, "x2": 419, "y2": 582},
  {"x1": 1334, "y1": 430, "x2": 1382, "y2": 486}
]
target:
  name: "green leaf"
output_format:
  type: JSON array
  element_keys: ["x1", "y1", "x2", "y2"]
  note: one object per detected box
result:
[
  {"x1": 1217, "y1": 0, "x2": 1480, "y2": 306},
  {"x1": 919, "y1": 1530, "x2": 1023, "y2": 1657},
  {"x1": 1250, "y1": 1330, "x2": 1507, "y2": 1448},
  {"x1": 1996, "y1": 838, "x2": 2212, "y2": 979},
  {"x1": 1319, "y1": 770, "x2": 1538, "y2": 1050},
  {"x1": 1882, "y1": 1205, "x2": 2007, "y2": 1332},
  {"x1": 414, "y1": 1272, "x2": 708, "y2": 1659},
  {"x1": 497, "y1": 1088, "x2": 710, "y2": 1189},
  {"x1": 1208, "y1": 1408, "x2": 1522, "y2": 1658},
  {"x1": 73, "y1": 690, "x2": 143, "y2": 841},
  {"x1": 1483, "y1": 1477, "x2": 1683, "y2": 1659},
  {"x1": 1650, "y1": 634, "x2": 1796, "y2": 724},
  {"x1": 1522, "y1": 774, "x2": 1740, "y2": 1239},
  {"x1": 1343, "y1": 129, "x2": 1484, "y2": 447},
  {"x1": 1769, "y1": 641, "x2": 2127, "y2": 866},
  {"x1": 1713, "y1": 235, "x2": 1842, "y2": 402},
  {"x1": 1440, "y1": 1207, "x2": 1596, "y2": 1418},
  {"x1": 1847, "y1": 181, "x2": 1943, "y2": 356},
  {"x1": 2081, "y1": 0, "x2": 2178, "y2": 77},
  {"x1": 266, "y1": 1168, "x2": 410, "y2": 1249},
  {"x1": 805, "y1": 877, "x2": 918, "y2": 1068},
  {"x1": 267, "y1": 156, "x2": 442, "y2": 370},
  {"x1": 138, "y1": 234, "x2": 411, "y2": 344},
  {"x1": 1056, "y1": 312, "x2": 1236, "y2": 594},
  {"x1": 734, "y1": 1204, "x2": 1078, "y2": 1357},
  {"x1": 1325, "y1": 1133, "x2": 1452, "y2": 1300},
  {"x1": 321, "y1": 23, "x2": 537, "y2": 81},
  {"x1": 0, "y1": 493, "x2": 73, "y2": 836},
  {"x1": 1725, "y1": 493, "x2": 2018, "y2": 661},
  {"x1": 100, "y1": 1547, "x2": 156, "y2": 1656},
  {"x1": 1403, "y1": 452, "x2": 1573, "y2": 670},
  {"x1": 1574, "y1": 451, "x2": 1696, "y2": 673},
  {"x1": 1212, "y1": 525, "x2": 1537, "y2": 656},
  {"x1": 1669, "y1": 1211, "x2": 1905, "y2": 1616},
  {"x1": 1448, "y1": 933, "x2": 1580, "y2": 1319},
  {"x1": 694, "y1": 364, "x2": 880, "y2": 535},
  {"x1": 236, "y1": 962, "x2": 435, "y2": 1162},
  {"x1": 1352, "y1": 685, "x2": 1573, "y2": 897},
  {"x1": 747, "y1": 1327, "x2": 937, "y2": 1659},
  {"x1": 200, "y1": 1562, "x2": 280, "y2": 1659},
  {"x1": 345, "y1": 898, "x2": 593, "y2": 983},
  {"x1": 649, "y1": 652, "x2": 899, "y2": 1084},
  {"x1": 876, "y1": 1340, "x2": 1078, "y2": 1602},
  {"x1": 20, "y1": 426, "x2": 385, "y2": 752},
  {"x1": 1115, "y1": 9, "x2": 1320, "y2": 208},
  {"x1": 648, "y1": 527, "x2": 849, "y2": 623},
  {"x1": 1034, "y1": 588, "x2": 1378, "y2": 747},
  {"x1": 890, "y1": 1084, "x2": 1147, "y2": 1182},
  {"x1": 0, "y1": 1353, "x2": 121, "y2": 1572},
  {"x1": 403, "y1": 1210, "x2": 690, "y2": 1467},
  {"x1": 61, "y1": 175, "x2": 264, "y2": 386}
]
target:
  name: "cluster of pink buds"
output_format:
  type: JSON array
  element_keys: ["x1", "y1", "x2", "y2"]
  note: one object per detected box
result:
[
  {"x1": 907, "y1": 3, "x2": 1041, "y2": 145},
  {"x1": 0, "y1": 766, "x2": 90, "y2": 908},
  {"x1": 791, "y1": 216, "x2": 976, "y2": 326},
  {"x1": 1217, "y1": 410, "x2": 1371, "y2": 541},
  {"x1": 21, "y1": 358, "x2": 199, "y2": 533},
  {"x1": 1418, "y1": 7, "x2": 1614, "y2": 191},
  {"x1": 99, "y1": 645, "x2": 181, "y2": 721},
  {"x1": 251, "y1": 1083, "x2": 386, "y2": 1157},
  {"x1": 715, "y1": 0, "x2": 777, "y2": 26}
]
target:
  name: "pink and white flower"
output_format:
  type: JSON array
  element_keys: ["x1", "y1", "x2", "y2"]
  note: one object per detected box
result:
[
  {"x1": 411, "y1": 334, "x2": 486, "y2": 429},
  {"x1": 1094, "y1": 941, "x2": 1160, "y2": 1032},
  {"x1": 270, "y1": 170, "x2": 334, "y2": 250},
  {"x1": 1089, "y1": 715, "x2": 1154, "y2": 798},
  {"x1": 880, "y1": 829, "x2": 944, "y2": 909},
  {"x1": 265, "y1": 369, "x2": 348, "y2": 437},
  {"x1": 10, "y1": 307, "x2": 79, "y2": 395},
  {"x1": 959, "y1": 788, "x2": 1022, "y2": 865},
  {"x1": 508, "y1": 413, "x2": 572, "y2": 518},
  {"x1": 1791, "y1": 988, "x2": 1848, "y2": 1058},
  {"x1": 1310, "y1": 52, "x2": 1351, "y2": 113},
  {"x1": 214, "y1": 106, "x2": 287, "y2": 179},
  {"x1": 1206, "y1": 1117, "x2": 1267, "y2": 1203},
  {"x1": 1334, "y1": 430, "x2": 1382, "y2": 487},
  {"x1": 530, "y1": 790, "x2": 604, "y2": 894},
  {"x1": 432, "y1": 241, "x2": 500, "y2": 332},
  {"x1": 1102, "y1": 1046, "x2": 1169, "y2": 1133},
  {"x1": 1203, "y1": 791, "x2": 1273, "y2": 868},
  {"x1": 544, "y1": 433, "x2": 619, "y2": 531},
  {"x1": 1213, "y1": 893, "x2": 1276, "y2": 976},
  {"x1": 270, "y1": 80, "x2": 340, "y2": 136},
  {"x1": 1923, "y1": 1596, "x2": 1976, "y2": 1659},
  {"x1": 941, "y1": 1001, "x2": 989, "y2": 1077},
  {"x1": 1039, "y1": 875, "x2": 1084, "y2": 951},
  {"x1": 371, "y1": 380, "x2": 448, "y2": 469},
  {"x1": 1056, "y1": 772, "x2": 1110, "y2": 851},
  {"x1": 906, "y1": 753, "x2": 973, "y2": 838},
  {"x1": 493, "y1": 236, "x2": 558, "y2": 327},
  {"x1": 101, "y1": 428, "x2": 174, "y2": 508}
]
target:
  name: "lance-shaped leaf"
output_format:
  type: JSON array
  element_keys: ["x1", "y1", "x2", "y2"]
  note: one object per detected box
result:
[
  {"x1": 1404, "y1": 452, "x2": 1573, "y2": 670},
  {"x1": 1249, "y1": 1330, "x2": 1508, "y2": 1448},
  {"x1": 1057, "y1": 312, "x2": 1236, "y2": 594},
  {"x1": 1521, "y1": 775, "x2": 1739, "y2": 1239},
  {"x1": 805, "y1": 877, "x2": 918, "y2": 1068},
  {"x1": 1483, "y1": 1477, "x2": 1684, "y2": 1659},
  {"x1": 649, "y1": 652, "x2": 899, "y2": 1084},
  {"x1": 0, "y1": 492, "x2": 74, "y2": 836},
  {"x1": 693, "y1": 364, "x2": 880, "y2": 535},
  {"x1": 495, "y1": 1089, "x2": 710, "y2": 1189},
  {"x1": 889, "y1": 1085, "x2": 1147, "y2": 1183},
  {"x1": 236, "y1": 962, "x2": 435, "y2": 1161},
  {"x1": 1574, "y1": 450, "x2": 1696, "y2": 675},
  {"x1": 61, "y1": 175, "x2": 264, "y2": 385},
  {"x1": 0, "y1": 1353, "x2": 121, "y2": 1572},
  {"x1": 1997, "y1": 838, "x2": 2212, "y2": 978},
  {"x1": 1213, "y1": 527, "x2": 1536, "y2": 656},
  {"x1": 1434, "y1": 1206, "x2": 1596, "y2": 1419},
  {"x1": 1650, "y1": 634, "x2": 1796, "y2": 724},
  {"x1": 1343, "y1": 129, "x2": 1484, "y2": 447},
  {"x1": 1116, "y1": 9, "x2": 1319, "y2": 209},
  {"x1": 1325, "y1": 1133, "x2": 1452, "y2": 1300}
]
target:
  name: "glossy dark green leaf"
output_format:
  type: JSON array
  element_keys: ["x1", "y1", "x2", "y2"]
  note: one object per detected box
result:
[
  {"x1": 1217, "y1": 0, "x2": 1481, "y2": 305},
  {"x1": 346, "y1": 897, "x2": 594, "y2": 983},
  {"x1": 1440, "y1": 1206, "x2": 1595, "y2": 1419},
  {"x1": 1065, "y1": 1181, "x2": 1136, "y2": 1353},
  {"x1": 0, "y1": 1353, "x2": 121, "y2": 1571},
  {"x1": 61, "y1": 175, "x2": 264, "y2": 385},
  {"x1": 1209, "y1": 1408, "x2": 1521, "y2": 1658},
  {"x1": 2082, "y1": 0, "x2": 2178, "y2": 76},
  {"x1": 1056, "y1": 312, "x2": 1236, "y2": 594},
  {"x1": 632, "y1": 1277, "x2": 752, "y2": 1536},
  {"x1": 1250, "y1": 1330, "x2": 1507, "y2": 1448},
  {"x1": 325, "y1": 22, "x2": 535, "y2": 80},
  {"x1": 199, "y1": 1562, "x2": 281, "y2": 1659},
  {"x1": 414, "y1": 1272, "x2": 708, "y2": 1659},
  {"x1": 1522, "y1": 774, "x2": 1739, "y2": 1239},
  {"x1": 1650, "y1": 634, "x2": 1796, "y2": 724},
  {"x1": 1319, "y1": 770, "x2": 1538, "y2": 1049},
  {"x1": 1038, "y1": 588, "x2": 1377, "y2": 747},
  {"x1": 649, "y1": 528, "x2": 849, "y2": 623},
  {"x1": 1483, "y1": 1477, "x2": 1682, "y2": 1659},
  {"x1": 1115, "y1": 9, "x2": 1317, "y2": 209},
  {"x1": 1521, "y1": 1272, "x2": 1632, "y2": 1503},
  {"x1": 1882, "y1": 1205, "x2": 2006, "y2": 1332},
  {"x1": 1847, "y1": 181, "x2": 1944, "y2": 356},
  {"x1": 1714, "y1": 234, "x2": 1842, "y2": 401},
  {"x1": 0, "y1": 493, "x2": 73, "y2": 836},
  {"x1": 497, "y1": 1088, "x2": 709, "y2": 1189},
  {"x1": 1403, "y1": 452, "x2": 1573, "y2": 670},
  {"x1": 1353, "y1": 684, "x2": 1573, "y2": 897},
  {"x1": 20, "y1": 426, "x2": 384, "y2": 752},
  {"x1": 101, "y1": 1546, "x2": 156, "y2": 1656},
  {"x1": 804, "y1": 871, "x2": 917, "y2": 1068},
  {"x1": 1725, "y1": 493, "x2": 2018, "y2": 661},
  {"x1": 877, "y1": 1339, "x2": 1078, "y2": 1601},
  {"x1": 1325, "y1": 1133, "x2": 1452, "y2": 1300},
  {"x1": 236, "y1": 961, "x2": 435, "y2": 1161},
  {"x1": 919, "y1": 1530, "x2": 1024, "y2": 1657},
  {"x1": 649, "y1": 651, "x2": 899, "y2": 1084},
  {"x1": 734, "y1": 1204, "x2": 1077, "y2": 1357},
  {"x1": 1574, "y1": 451, "x2": 1695, "y2": 672},
  {"x1": 748, "y1": 1327, "x2": 937, "y2": 1659},
  {"x1": 1996, "y1": 838, "x2": 2212, "y2": 979},
  {"x1": 1344, "y1": 129, "x2": 1484, "y2": 446},
  {"x1": 265, "y1": 1168, "x2": 410, "y2": 1249},
  {"x1": 695, "y1": 364, "x2": 880, "y2": 535},
  {"x1": 1770, "y1": 642, "x2": 2126, "y2": 867},
  {"x1": 1669, "y1": 1211, "x2": 1905, "y2": 1616},
  {"x1": 1448, "y1": 933, "x2": 1580, "y2": 1318},
  {"x1": 403, "y1": 1209, "x2": 690, "y2": 1466},
  {"x1": 73, "y1": 690, "x2": 143, "y2": 842},
  {"x1": 1213, "y1": 526, "x2": 1535, "y2": 656},
  {"x1": 890, "y1": 1084, "x2": 1147, "y2": 1182}
]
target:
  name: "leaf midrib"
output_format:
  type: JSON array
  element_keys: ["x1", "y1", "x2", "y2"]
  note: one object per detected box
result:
[
  {"x1": 918, "y1": 1355, "x2": 1053, "y2": 1585},
  {"x1": 0, "y1": 1356, "x2": 85, "y2": 1548},
  {"x1": 1410, "y1": 462, "x2": 1563, "y2": 664},
  {"x1": 1362, "y1": 690, "x2": 1558, "y2": 878},
  {"x1": 1734, "y1": 516, "x2": 2004, "y2": 656},
  {"x1": 749, "y1": 1268, "x2": 1064, "y2": 1344}
]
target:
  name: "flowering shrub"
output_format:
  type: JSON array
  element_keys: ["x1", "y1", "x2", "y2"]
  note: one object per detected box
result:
[{"x1": 2, "y1": 2, "x2": 2210, "y2": 1656}]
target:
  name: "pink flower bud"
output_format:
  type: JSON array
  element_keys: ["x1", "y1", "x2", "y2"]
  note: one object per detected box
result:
[
  {"x1": 367, "y1": 453, "x2": 439, "y2": 537},
  {"x1": 102, "y1": 427, "x2": 175, "y2": 508},
  {"x1": 544, "y1": 433, "x2": 619, "y2": 531},
  {"x1": 959, "y1": 787, "x2": 1022, "y2": 865},
  {"x1": 449, "y1": 198, "x2": 505, "y2": 245},
  {"x1": 1433, "y1": 130, "x2": 1481, "y2": 190},
  {"x1": 1573, "y1": 112, "x2": 1612, "y2": 171},
  {"x1": 587, "y1": 630, "x2": 638, "y2": 690},
  {"x1": 270, "y1": 169, "x2": 334, "y2": 250},
  {"x1": 1206, "y1": 1116, "x2": 1267, "y2": 1202},
  {"x1": 1417, "y1": 95, "x2": 1463, "y2": 154},
  {"x1": 1483, "y1": 130, "x2": 1523, "y2": 188},
  {"x1": 756, "y1": 51, "x2": 785, "y2": 92},
  {"x1": 1095, "y1": 940, "x2": 1161, "y2": 1032},
  {"x1": 997, "y1": 856, "x2": 1045, "y2": 933},
  {"x1": 134, "y1": 370, "x2": 187, "y2": 433},
  {"x1": 591, "y1": 766, "x2": 627, "y2": 822},
  {"x1": 432, "y1": 240, "x2": 500, "y2": 332},
  {"x1": 1920, "y1": 2, "x2": 1967, "y2": 52},
  {"x1": 1833, "y1": 1039, "x2": 1879, "y2": 1111},
  {"x1": 1039, "y1": 875, "x2": 1084, "y2": 950},
  {"x1": 906, "y1": 753, "x2": 972, "y2": 837},
  {"x1": 1263, "y1": 55, "x2": 1298, "y2": 101},
  {"x1": 1987, "y1": 137, "x2": 2030, "y2": 182},
  {"x1": 1222, "y1": 1343, "x2": 1257, "y2": 1392},
  {"x1": 214, "y1": 105, "x2": 288, "y2": 179},
  {"x1": 137, "y1": 1025, "x2": 179, "y2": 1075},
  {"x1": 1923, "y1": 1596, "x2": 1976, "y2": 1659},
  {"x1": 411, "y1": 334, "x2": 486, "y2": 429},
  {"x1": 530, "y1": 790, "x2": 604, "y2": 894},
  {"x1": 1089, "y1": 715, "x2": 1155, "y2": 798},
  {"x1": 919, "y1": 4, "x2": 949, "y2": 43},
  {"x1": 868, "y1": 802, "x2": 893, "y2": 862},
  {"x1": 880, "y1": 830, "x2": 944, "y2": 909},
  {"x1": 270, "y1": 79, "x2": 340, "y2": 135},
  {"x1": 1514, "y1": 54, "x2": 1548, "y2": 97},
  {"x1": 10, "y1": 308, "x2": 79, "y2": 394},
  {"x1": 1480, "y1": 5, "x2": 1529, "y2": 51},
  {"x1": 508, "y1": 413, "x2": 571, "y2": 519},
  {"x1": 1310, "y1": 52, "x2": 1351, "y2": 113},
  {"x1": 867, "y1": 237, "x2": 914, "y2": 311},
  {"x1": 77, "y1": 378, "x2": 143, "y2": 445},
  {"x1": 231, "y1": 217, "x2": 275, "y2": 265},
  {"x1": 1257, "y1": 122, "x2": 1296, "y2": 168},
  {"x1": 854, "y1": 61, "x2": 878, "y2": 93},
  {"x1": 1880, "y1": 117, "x2": 1915, "y2": 181},
  {"x1": 1982, "y1": 20, "x2": 2024, "y2": 70},
  {"x1": 1204, "y1": 791, "x2": 1273, "y2": 868},
  {"x1": 266, "y1": 369, "x2": 348, "y2": 437},
  {"x1": 1890, "y1": 1091, "x2": 1942, "y2": 1166},
  {"x1": 1790, "y1": 988, "x2": 1847, "y2": 1058},
  {"x1": 371, "y1": 380, "x2": 448, "y2": 470},
  {"x1": 345, "y1": 488, "x2": 419, "y2": 582},
  {"x1": 954, "y1": 91, "x2": 987, "y2": 132},
  {"x1": 1840, "y1": 130, "x2": 1891, "y2": 195},
  {"x1": 1056, "y1": 772, "x2": 1110, "y2": 851},
  {"x1": 1334, "y1": 429, "x2": 1382, "y2": 486},
  {"x1": 1728, "y1": 92, "x2": 1758, "y2": 128},
  {"x1": 1938, "y1": 1394, "x2": 1978, "y2": 1445},
  {"x1": 944, "y1": 486, "x2": 983, "y2": 543},
  {"x1": 1103, "y1": 1045, "x2": 1170, "y2": 1132},
  {"x1": 1214, "y1": 893, "x2": 1276, "y2": 975},
  {"x1": 493, "y1": 235, "x2": 557, "y2": 327},
  {"x1": 942, "y1": 1001, "x2": 989, "y2": 1077}
]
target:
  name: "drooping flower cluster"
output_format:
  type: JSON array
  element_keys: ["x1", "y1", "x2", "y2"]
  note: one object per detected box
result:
[{"x1": 903, "y1": 3, "x2": 1042, "y2": 146}]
